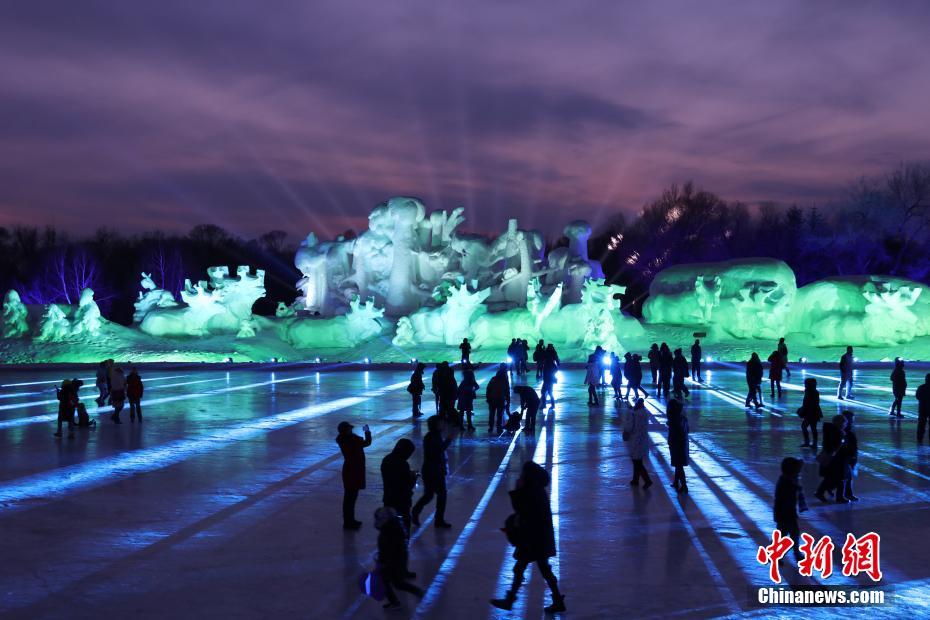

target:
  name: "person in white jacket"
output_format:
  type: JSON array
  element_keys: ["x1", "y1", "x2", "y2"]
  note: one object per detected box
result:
[
  {"x1": 624, "y1": 398, "x2": 652, "y2": 488},
  {"x1": 109, "y1": 367, "x2": 127, "y2": 424}
]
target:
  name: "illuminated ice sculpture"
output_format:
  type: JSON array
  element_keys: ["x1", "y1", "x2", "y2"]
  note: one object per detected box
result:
[{"x1": 2, "y1": 290, "x2": 29, "y2": 338}]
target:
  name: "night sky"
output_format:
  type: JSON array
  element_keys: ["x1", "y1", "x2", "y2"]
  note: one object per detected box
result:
[{"x1": 2, "y1": 1, "x2": 929, "y2": 239}]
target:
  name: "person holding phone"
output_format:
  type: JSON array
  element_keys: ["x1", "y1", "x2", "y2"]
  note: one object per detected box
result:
[{"x1": 337, "y1": 420, "x2": 372, "y2": 530}]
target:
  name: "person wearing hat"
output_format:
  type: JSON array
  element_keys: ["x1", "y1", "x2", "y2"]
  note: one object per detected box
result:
[
  {"x1": 337, "y1": 420, "x2": 372, "y2": 530},
  {"x1": 381, "y1": 438, "x2": 418, "y2": 535}
]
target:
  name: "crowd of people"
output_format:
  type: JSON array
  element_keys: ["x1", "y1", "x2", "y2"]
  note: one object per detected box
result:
[
  {"x1": 53, "y1": 360, "x2": 144, "y2": 437},
  {"x1": 333, "y1": 335, "x2": 930, "y2": 612}
]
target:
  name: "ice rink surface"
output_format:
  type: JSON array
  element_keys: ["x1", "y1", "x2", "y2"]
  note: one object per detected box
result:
[{"x1": 2, "y1": 364, "x2": 930, "y2": 619}]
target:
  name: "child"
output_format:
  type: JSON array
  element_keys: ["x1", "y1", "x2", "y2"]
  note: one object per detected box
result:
[
  {"x1": 376, "y1": 507, "x2": 423, "y2": 610},
  {"x1": 774, "y1": 457, "x2": 807, "y2": 561},
  {"x1": 504, "y1": 409, "x2": 523, "y2": 433},
  {"x1": 54, "y1": 379, "x2": 77, "y2": 438}
]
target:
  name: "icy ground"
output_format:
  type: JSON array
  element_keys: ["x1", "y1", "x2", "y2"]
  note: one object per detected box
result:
[{"x1": 1, "y1": 366, "x2": 929, "y2": 619}]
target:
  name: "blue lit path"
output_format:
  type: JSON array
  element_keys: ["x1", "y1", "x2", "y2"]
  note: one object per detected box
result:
[{"x1": 1, "y1": 366, "x2": 929, "y2": 618}]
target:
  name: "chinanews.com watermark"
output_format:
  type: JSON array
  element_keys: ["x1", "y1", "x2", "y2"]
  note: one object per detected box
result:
[{"x1": 753, "y1": 530, "x2": 893, "y2": 607}]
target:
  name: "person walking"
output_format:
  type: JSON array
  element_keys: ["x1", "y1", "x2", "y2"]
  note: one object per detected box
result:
[
  {"x1": 610, "y1": 352, "x2": 623, "y2": 400},
  {"x1": 490, "y1": 461, "x2": 565, "y2": 613},
  {"x1": 657, "y1": 343, "x2": 673, "y2": 398},
  {"x1": 412, "y1": 415, "x2": 454, "y2": 529},
  {"x1": 838, "y1": 346, "x2": 854, "y2": 400},
  {"x1": 667, "y1": 399, "x2": 689, "y2": 493},
  {"x1": 381, "y1": 438, "x2": 418, "y2": 535},
  {"x1": 647, "y1": 343, "x2": 660, "y2": 387},
  {"x1": 513, "y1": 384, "x2": 541, "y2": 433},
  {"x1": 457, "y1": 367, "x2": 479, "y2": 431},
  {"x1": 109, "y1": 367, "x2": 127, "y2": 424},
  {"x1": 890, "y1": 358, "x2": 906, "y2": 418},
  {"x1": 336, "y1": 421, "x2": 372, "y2": 530},
  {"x1": 672, "y1": 348, "x2": 690, "y2": 399},
  {"x1": 54, "y1": 379, "x2": 77, "y2": 438},
  {"x1": 690, "y1": 339, "x2": 702, "y2": 382},
  {"x1": 375, "y1": 507, "x2": 423, "y2": 611},
  {"x1": 767, "y1": 350, "x2": 784, "y2": 398},
  {"x1": 744, "y1": 353, "x2": 764, "y2": 409},
  {"x1": 625, "y1": 354, "x2": 648, "y2": 400},
  {"x1": 773, "y1": 457, "x2": 807, "y2": 562},
  {"x1": 815, "y1": 415, "x2": 848, "y2": 504},
  {"x1": 430, "y1": 364, "x2": 442, "y2": 415},
  {"x1": 437, "y1": 362, "x2": 458, "y2": 424},
  {"x1": 840, "y1": 410, "x2": 859, "y2": 502},
  {"x1": 459, "y1": 338, "x2": 472, "y2": 364},
  {"x1": 916, "y1": 374, "x2": 930, "y2": 443},
  {"x1": 126, "y1": 367, "x2": 144, "y2": 422},
  {"x1": 408, "y1": 363, "x2": 426, "y2": 418},
  {"x1": 624, "y1": 399, "x2": 652, "y2": 488},
  {"x1": 486, "y1": 366, "x2": 510, "y2": 433},
  {"x1": 799, "y1": 377, "x2": 823, "y2": 450},
  {"x1": 584, "y1": 350, "x2": 601, "y2": 406},
  {"x1": 541, "y1": 354, "x2": 558, "y2": 408},
  {"x1": 778, "y1": 337, "x2": 791, "y2": 379}
]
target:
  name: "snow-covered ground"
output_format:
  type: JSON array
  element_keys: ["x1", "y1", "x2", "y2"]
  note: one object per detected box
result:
[{"x1": 1, "y1": 366, "x2": 928, "y2": 618}]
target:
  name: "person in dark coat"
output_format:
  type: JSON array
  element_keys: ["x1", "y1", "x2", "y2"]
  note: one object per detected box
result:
[
  {"x1": 381, "y1": 438, "x2": 418, "y2": 535},
  {"x1": 840, "y1": 410, "x2": 859, "y2": 502},
  {"x1": 744, "y1": 353, "x2": 764, "y2": 409},
  {"x1": 412, "y1": 415, "x2": 454, "y2": 528},
  {"x1": 672, "y1": 348, "x2": 690, "y2": 399},
  {"x1": 513, "y1": 384, "x2": 541, "y2": 433},
  {"x1": 54, "y1": 379, "x2": 77, "y2": 438},
  {"x1": 690, "y1": 339, "x2": 702, "y2": 381},
  {"x1": 457, "y1": 368, "x2": 479, "y2": 431},
  {"x1": 541, "y1": 355, "x2": 558, "y2": 408},
  {"x1": 799, "y1": 377, "x2": 823, "y2": 450},
  {"x1": 126, "y1": 367, "x2": 144, "y2": 422},
  {"x1": 437, "y1": 362, "x2": 458, "y2": 422},
  {"x1": 610, "y1": 352, "x2": 623, "y2": 399},
  {"x1": 890, "y1": 359, "x2": 906, "y2": 418},
  {"x1": 430, "y1": 365, "x2": 442, "y2": 414},
  {"x1": 773, "y1": 457, "x2": 807, "y2": 561},
  {"x1": 647, "y1": 343, "x2": 660, "y2": 387},
  {"x1": 459, "y1": 338, "x2": 472, "y2": 364},
  {"x1": 815, "y1": 415, "x2": 848, "y2": 504},
  {"x1": 408, "y1": 363, "x2": 426, "y2": 418},
  {"x1": 624, "y1": 354, "x2": 648, "y2": 400},
  {"x1": 657, "y1": 343, "x2": 673, "y2": 398},
  {"x1": 918, "y1": 374, "x2": 930, "y2": 443},
  {"x1": 767, "y1": 351, "x2": 784, "y2": 398},
  {"x1": 490, "y1": 461, "x2": 565, "y2": 613},
  {"x1": 777, "y1": 337, "x2": 790, "y2": 379},
  {"x1": 486, "y1": 367, "x2": 510, "y2": 433},
  {"x1": 838, "y1": 346, "x2": 854, "y2": 400},
  {"x1": 336, "y1": 420, "x2": 372, "y2": 530},
  {"x1": 667, "y1": 399, "x2": 689, "y2": 493},
  {"x1": 533, "y1": 340, "x2": 546, "y2": 379},
  {"x1": 375, "y1": 507, "x2": 423, "y2": 610},
  {"x1": 94, "y1": 361, "x2": 109, "y2": 407}
]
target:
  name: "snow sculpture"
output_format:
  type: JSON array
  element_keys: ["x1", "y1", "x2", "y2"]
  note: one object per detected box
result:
[
  {"x1": 471, "y1": 279, "x2": 560, "y2": 348},
  {"x1": 283, "y1": 297, "x2": 386, "y2": 349},
  {"x1": 37, "y1": 305, "x2": 70, "y2": 342},
  {"x1": 2, "y1": 290, "x2": 29, "y2": 338},
  {"x1": 132, "y1": 273, "x2": 179, "y2": 323},
  {"x1": 386, "y1": 197, "x2": 425, "y2": 316},
  {"x1": 486, "y1": 219, "x2": 545, "y2": 307},
  {"x1": 294, "y1": 233, "x2": 355, "y2": 315},
  {"x1": 140, "y1": 266, "x2": 265, "y2": 338},
  {"x1": 543, "y1": 221, "x2": 604, "y2": 304},
  {"x1": 791, "y1": 276, "x2": 930, "y2": 345},
  {"x1": 392, "y1": 284, "x2": 490, "y2": 347},
  {"x1": 643, "y1": 258, "x2": 796, "y2": 339},
  {"x1": 539, "y1": 279, "x2": 642, "y2": 351},
  {"x1": 70, "y1": 288, "x2": 103, "y2": 336}
]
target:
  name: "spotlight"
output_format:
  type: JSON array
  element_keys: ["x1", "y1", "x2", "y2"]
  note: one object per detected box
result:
[
  {"x1": 314, "y1": 357, "x2": 321, "y2": 364},
  {"x1": 411, "y1": 358, "x2": 417, "y2": 363},
  {"x1": 602, "y1": 354, "x2": 611, "y2": 365},
  {"x1": 705, "y1": 355, "x2": 713, "y2": 363},
  {"x1": 270, "y1": 357, "x2": 278, "y2": 363},
  {"x1": 506, "y1": 356, "x2": 513, "y2": 364},
  {"x1": 224, "y1": 357, "x2": 233, "y2": 363},
  {"x1": 800, "y1": 357, "x2": 808, "y2": 363},
  {"x1": 853, "y1": 357, "x2": 860, "y2": 363},
  {"x1": 363, "y1": 357, "x2": 371, "y2": 364}
]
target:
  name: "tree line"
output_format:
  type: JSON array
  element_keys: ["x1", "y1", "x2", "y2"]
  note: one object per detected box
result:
[{"x1": 2, "y1": 162, "x2": 927, "y2": 324}]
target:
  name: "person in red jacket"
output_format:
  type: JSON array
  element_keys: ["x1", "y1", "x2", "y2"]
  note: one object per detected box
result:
[
  {"x1": 126, "y1": 367, "x2": 144, "y2": 422},
  {"x1": 337, "y1": 420, "x2": 372, "y2": 530}
]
